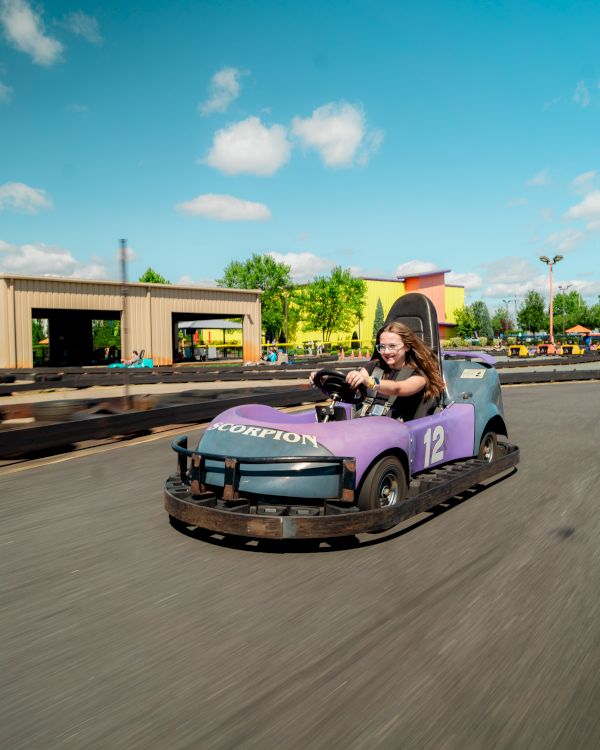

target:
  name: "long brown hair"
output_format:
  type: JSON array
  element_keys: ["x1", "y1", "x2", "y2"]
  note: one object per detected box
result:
[{"x1": 379, "y1": 322, "x2": 444, "y2": 399}]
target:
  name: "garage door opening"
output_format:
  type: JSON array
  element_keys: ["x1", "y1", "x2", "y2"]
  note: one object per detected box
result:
[
  {"x1": 172, "y1": 314, "x2": 244, "y2": 363},
  {"x1": 32, "y1": 308, "x2": 122, "y2": 367}
]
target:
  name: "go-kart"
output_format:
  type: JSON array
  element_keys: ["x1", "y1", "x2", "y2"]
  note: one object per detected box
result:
[
  {"x1": 559, "y1": 342, "x2": 585, "y2": 356},
  {"x1": 508, "y1": 344, "x2": 529, "y2": 358},
  {"x1": 164, "y1": 294, "x2": 519, "y2": 540}
]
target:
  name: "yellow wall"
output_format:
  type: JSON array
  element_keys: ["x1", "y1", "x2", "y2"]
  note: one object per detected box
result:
[
  {"x1": 444, "y1": 286, "x2": 464, "y2": 324},
  {"x1": 292, "y1": 278, "x2": 464, "y2": 350},
  {"x1": 297, "y1": 279, "x2": 407, "y2": 348}
]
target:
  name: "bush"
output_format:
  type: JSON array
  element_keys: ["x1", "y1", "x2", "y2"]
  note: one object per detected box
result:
[
  {"x1": 449, "y1": 337, "x2": 464, "y2": 348},
  {"x1": 479, "y1": 336, "x2": 488, "y2": 347}
]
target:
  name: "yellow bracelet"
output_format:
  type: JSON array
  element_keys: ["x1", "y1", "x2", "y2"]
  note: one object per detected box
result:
[{"x1": 368, "y1": 377, "x2": 376, "y2": 390}]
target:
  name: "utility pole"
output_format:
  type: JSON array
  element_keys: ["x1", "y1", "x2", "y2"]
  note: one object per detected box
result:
[
  {"x1": 120, "y1": 239, "x2": 130, "y2": 409},
  {"x1": 557, "y1": 283, "x2": 572, "y2": 333}
]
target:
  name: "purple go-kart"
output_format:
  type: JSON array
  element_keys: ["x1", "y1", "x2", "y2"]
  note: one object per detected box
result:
[{"x1": 164, "y1": 293, "x2": 519, "y2": 540}]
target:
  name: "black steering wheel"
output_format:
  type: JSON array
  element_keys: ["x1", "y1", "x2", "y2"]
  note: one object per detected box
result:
[{"x1": 312, "y1": 369, "x2": 366, "y2": 403}]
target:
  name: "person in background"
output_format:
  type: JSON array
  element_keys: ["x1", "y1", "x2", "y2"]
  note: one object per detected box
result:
[{"x1": 122, "y1": 350, "x2": 142, "y2": 366}]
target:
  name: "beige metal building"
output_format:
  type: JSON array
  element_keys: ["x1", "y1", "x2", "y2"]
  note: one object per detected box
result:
[{"x1": 0, "y1": 274, "x2": 262, "y2": 368}]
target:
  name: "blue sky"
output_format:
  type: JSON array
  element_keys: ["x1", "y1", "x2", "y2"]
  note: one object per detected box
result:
[{"x1": 1, "y1": 0, "x2": 599, "y2": 314}]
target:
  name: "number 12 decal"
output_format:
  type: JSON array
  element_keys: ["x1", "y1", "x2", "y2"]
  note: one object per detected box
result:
[{"x1": 423, "y1": 425, "x2": 445, "y2": 467}]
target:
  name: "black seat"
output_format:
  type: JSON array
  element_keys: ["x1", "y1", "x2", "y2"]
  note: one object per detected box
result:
[
  {"x1": 372, "y1": 292, "x2": 444, "y2": 418},
  {"x1": 378, "y1": 293, "x2": 441, "y2": 366}
]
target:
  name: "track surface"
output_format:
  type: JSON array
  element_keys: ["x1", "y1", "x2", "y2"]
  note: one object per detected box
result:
[{"x1": 2, "y1": 382, "x2": 600, "y2": 749}]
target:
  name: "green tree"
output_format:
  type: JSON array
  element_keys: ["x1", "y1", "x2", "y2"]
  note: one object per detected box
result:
[
  {"x1": 32, "y1": 318, "x2": 45, "y2": 346},
  {"x1": 470, "y1": 300, "x2": 494, "y2": 340},
  {"x1": 300, "y1": 266, "x2": 367, "y2": 342},
  {"x1": 139, "y1": 267, "x2": 171, "y2": 284},
  {"x1": 588, "y1": 296, "x2": 600, "y2": 329},
  {"x1": 372, "y1": 297, "x2": 385, "y2": 339},
  {"x1": 491, "y1": 307, "x2": 513, "y2": 336},
  {"x1": 92, "y1": 320, "x2": 120, "y2": 349},
  {"x1": 453, "y1": 306, "x2": 476, "y2": 338},
  {"x1": 218, "y1": 253, "x2": 293, "y2": 341},
  {"x1": 552, "y1": 290, "x2": 588, "y2": 333},
  {"x1": 517, "y1": 291, "x2": 545, "y2": 333}
]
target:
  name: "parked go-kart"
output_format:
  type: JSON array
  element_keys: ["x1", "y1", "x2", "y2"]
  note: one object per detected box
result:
[
  {"x1": 165, "y1": 294, "x2": 519, "y2": 540},
  {"x1": 508, "y1": 344, "x2": 529, "y2": 358}
]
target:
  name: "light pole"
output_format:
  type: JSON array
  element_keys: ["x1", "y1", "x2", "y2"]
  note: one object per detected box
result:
[
  {"x1": 501, "y1": 298, "x2": 511, "y2": 333},
  {"x1": 557, "y1": 283, "x2": 572, "y2": 334},
  {"x1": 539, "y1": 255, "x2": 563, "y2": 343}
]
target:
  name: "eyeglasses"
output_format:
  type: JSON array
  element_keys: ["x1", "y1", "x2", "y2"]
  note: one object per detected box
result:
[{"x1": 376, "y1": 343, "x2": 403, "y2": 353}]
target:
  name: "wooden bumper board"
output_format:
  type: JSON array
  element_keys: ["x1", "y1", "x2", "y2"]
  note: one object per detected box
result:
[{"x1": 164, "y1": 444, "x2": 520, "y2": 540}]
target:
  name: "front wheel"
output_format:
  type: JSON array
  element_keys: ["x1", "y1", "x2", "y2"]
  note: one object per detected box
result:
[
  {"x1": 357, "y1": 456, "x2": 408, "y2": 511},
  {"x1": 478, "y1": 431, "x2": 498, "y2": 463}
]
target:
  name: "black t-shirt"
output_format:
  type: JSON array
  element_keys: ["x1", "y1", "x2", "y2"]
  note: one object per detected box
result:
[{"x1": 362, "y1": 359, "x2": 425, "y2": 422}]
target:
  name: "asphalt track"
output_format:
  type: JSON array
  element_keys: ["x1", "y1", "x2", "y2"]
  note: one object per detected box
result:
[{"x1": 2, "y1": 381, "x2": 600, "y2": 750}]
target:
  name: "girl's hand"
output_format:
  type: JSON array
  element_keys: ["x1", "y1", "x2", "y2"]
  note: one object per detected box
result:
[{"x1": 345, "y1": 367, "x2": 370, "y2": 390}]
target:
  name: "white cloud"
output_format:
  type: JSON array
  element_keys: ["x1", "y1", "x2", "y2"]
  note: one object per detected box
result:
[
  {"x1": 507, "y1": 197, "x2": 528, "y2": 207},
  {"x1": 543, "y1": 96, "x2": 561, "y2": 110},
  {"x1": 268, "y1": 252, "x2": 335, "y2": 283},
  {"x1": 0, "y1": 72, "x2": 13, "y2": 103},
  {"x1": 203, "y1": 116, "x2": 291, "y2": 176},
  {"x1": 564, "y1": 190, "x2": 600, "y2": 229},
  {"x1": 0, "y1": 78, "x2": 12, "y2": 101},
  {"x1": 116, "y1": 245, "x2": 137, "y2": 262},
  {"x1": 200, "y1": 67, "x2": 245, "y2": 115},
  {"x1": 0, "y1": 0, "x2": 63, "y2": 65},
  {"x1": 0, "y1": 240, "x2": 108, "y2": 278},
  {"x1": 540, "y1": 207, "x2": 554, "y2": 222},
  {"x1": 544, "y1": 228, "x2": 584, "y2": 253},
  {"x1": 176, "y1": 193, "x2": 271, "y2": 221},
  {"x1": 449, "y1": 255, "x2": 600, "y2": 308},
  {"x1": 177, "y1": 274, "x2": 218, "y2": 287},
  {"x1": 62, "y1": 11, "x2": 102, "y2": 44},
  {"x1": 446, "y1": 271, "x2": 483, "y2": 291},
  {"x1": 528, "y1": 168, "x2": 550, "y2": 187},
  {"x1": 394, "y1": 260, "x2": 438, "y2": 277},
  {"x1": 570, "y1": 170, "x2": 596, "y2": 195},
  {"x1": 67, "y1": 103, "x2": 90, "y2": 114},
  {"x1": 573, "y1": 81, "x2": 590, "y2": 108},
  {"x1": 292, "y1": 102, "x2": 382, "y2": 168},
  {"x1": 480, "y1": 257, "x2": 537, "y2": 285},
  {"x1": 0, "y1": 181, "x2": 52, "y2": 212}
]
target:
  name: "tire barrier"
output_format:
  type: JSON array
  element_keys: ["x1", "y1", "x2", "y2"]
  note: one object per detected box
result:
[{"x1": 1, "y1": 364, "x2": 598, "y2": 459}]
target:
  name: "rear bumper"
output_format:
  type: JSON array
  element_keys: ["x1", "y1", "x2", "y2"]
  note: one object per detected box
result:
[{"x1": 164, "y1": 444, "x2": 520, "y2": 540}]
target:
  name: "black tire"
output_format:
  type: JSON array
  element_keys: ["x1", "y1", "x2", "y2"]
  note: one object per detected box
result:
[
  {"x1": 478, "y1": 431, "x2": 498, "y2": 463},
  {"x1": 357, "y1": 456, "x2": 407, "y2": 511}
]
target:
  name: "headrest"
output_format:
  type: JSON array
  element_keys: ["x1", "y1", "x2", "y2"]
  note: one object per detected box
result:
[{"x1": 380, "y1": 293, "x2": 440, "y2": 354}]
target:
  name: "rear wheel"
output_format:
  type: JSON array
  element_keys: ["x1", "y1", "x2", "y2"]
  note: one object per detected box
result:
[
  {"x1": 478, "y1": 431, "x2": 498, "y2": 463},
  {"x1": 358, "y1": 456, "x2": 407, "y2": 511}
]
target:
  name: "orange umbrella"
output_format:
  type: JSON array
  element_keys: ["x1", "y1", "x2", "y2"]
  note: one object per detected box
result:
[{"x1": 565, "y1": 325, "x2": 591, "y2": 334}]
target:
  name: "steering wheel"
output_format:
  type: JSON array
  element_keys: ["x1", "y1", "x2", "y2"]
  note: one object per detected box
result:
[{"x1": 312, "y1": 369, "x2": 366, "y2": 404}]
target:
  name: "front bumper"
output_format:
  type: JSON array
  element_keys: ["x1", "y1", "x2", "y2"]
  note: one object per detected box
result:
[{"x1": 164, "y1": 437, "x2": 520, "y2": 540}]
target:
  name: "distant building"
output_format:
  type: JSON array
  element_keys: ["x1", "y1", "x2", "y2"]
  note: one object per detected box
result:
[
  {"x1": 297, "y1": 270, "x2": 464, "y2": 349},
  {"x1": 0, "y1": 274, "x2": 262, "y2": 368}
]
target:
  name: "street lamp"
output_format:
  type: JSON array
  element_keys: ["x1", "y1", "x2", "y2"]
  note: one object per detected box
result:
[
  {"x1": 557, "y1": 283, "x2": 572, "y2": 334},
  {"x1": 539, "y1": 254, "x2": 563, "y2": 343},
  {"x1": 501, "y1": 298, "x2": 511, "y2": 334}
]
